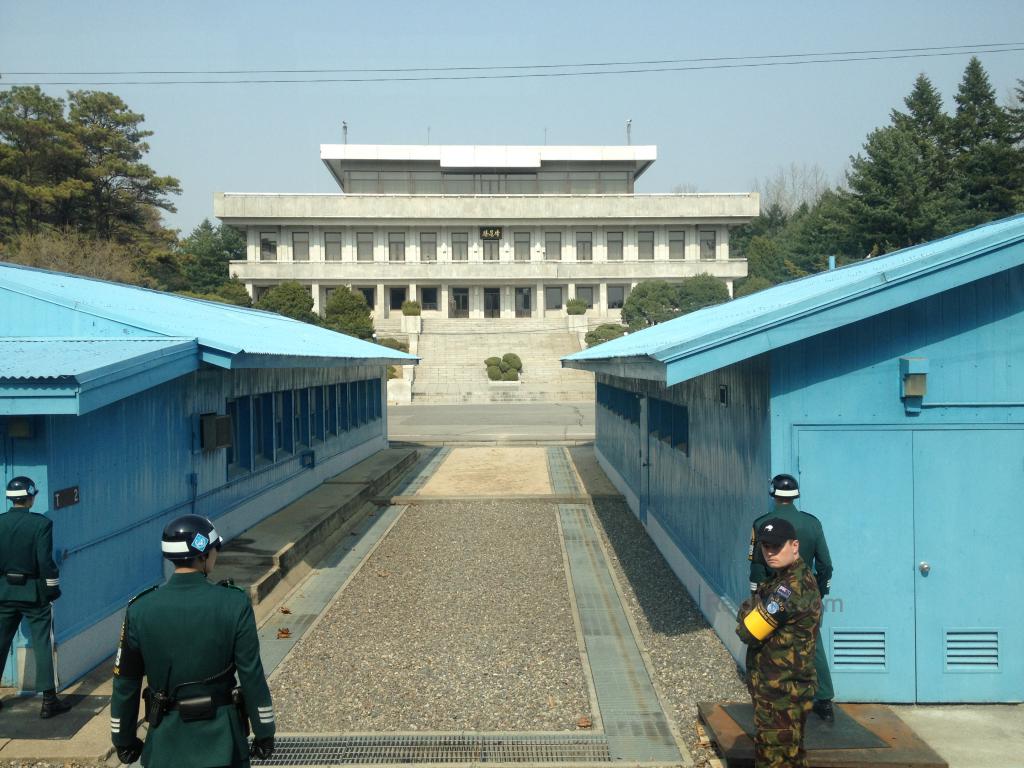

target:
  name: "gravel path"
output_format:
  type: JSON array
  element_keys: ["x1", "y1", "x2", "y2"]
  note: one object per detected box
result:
[
  {"x1": 271, "y1": 500, "x2": 591, "y2": 732},
  {"x1": 588, "y1": 496, "x2": 749, "y2": 768}
]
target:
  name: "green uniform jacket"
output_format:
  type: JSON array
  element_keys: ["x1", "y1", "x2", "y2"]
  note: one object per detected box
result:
[
  {"x1": 736, "y1": 557, "x2": 822, "y2": 699},
  {"x1": 0, "y1": 507, "x2": 61, "y2": 604},
  {"x1": 110, "y1": 572, "x2": 275, "y2": 768},
  {"x1": 749, "y1": 502, "x2": 833, "y2": 595}
]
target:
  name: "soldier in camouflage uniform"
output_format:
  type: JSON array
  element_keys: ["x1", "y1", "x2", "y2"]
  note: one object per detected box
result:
[
  {"x1": 110, "y1": 515, "x2": 275, "y2": 767},
  {"x1": 749, "y1": 473, "x2": 835, "y2": 721},
  {"x1": 736, "y1": 517, "x2": 822, "y2": 768}
]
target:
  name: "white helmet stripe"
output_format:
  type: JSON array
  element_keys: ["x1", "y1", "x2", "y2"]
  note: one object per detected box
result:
[
  {"x1": 772, "y1": 488, "x2": 799, "y2": 498},
  {"x1": 161, "y1": 540, "x2": 191, "y2": 554},
  {"x1": 5, "y1": 489, "x2": 29, "y2": 498},
  {"x1": 208, "y1": 528, "x2": 221, "y2": 544}
]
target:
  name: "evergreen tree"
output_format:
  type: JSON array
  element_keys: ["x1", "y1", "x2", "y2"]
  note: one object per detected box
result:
[
  {"x1": 951, "y1": 57, "x2": 1021, "y2": 226},
  {"x1": 621, "y1": 280, "x2": 682, "y2": 331},
  {"x1": 677, "y1": 274, "x2": 730, "y2": 314},
  {"x1": 0, "y1": 87, "x2": 87, "y2": 238},
  {"x1": 322, "y1": 286, "x2": 374, "y2": 339},
  {"x1": 255, "y1": 282, "x2": 319, "y2": 324},
  {"x1": 66, "y1": 90, "x2": 181, "y2": 242},
  {"x1": 179, "y1": 219, "x2": 245, "y2": 293}
]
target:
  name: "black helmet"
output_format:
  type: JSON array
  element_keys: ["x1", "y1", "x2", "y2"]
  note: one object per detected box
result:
[
  {"x1": 770, "y1": 473, "x2": 800, "y2": 499},
  {"x1": 161, "y1": 515, "x2": 223, "y2": 562},
  {"x1": 6, "y1": 476, "x2": 39, "y2": 501}
]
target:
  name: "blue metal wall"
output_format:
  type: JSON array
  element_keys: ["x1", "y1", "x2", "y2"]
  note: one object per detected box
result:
[
  {"x1": 1, "y1": 364, "x2": 387, "y2": 687},
  {"x1": 771, "y1": 266, "x2": 1024, "y2": 702},
  {"x1": 597, "y1": 356, "x2": 770, "y2": 605}
]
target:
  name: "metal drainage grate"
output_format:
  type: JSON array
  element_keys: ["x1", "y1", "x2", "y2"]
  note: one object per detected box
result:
[{"x1": 254, "y1": 734, "x2": 613, "y2": 765}]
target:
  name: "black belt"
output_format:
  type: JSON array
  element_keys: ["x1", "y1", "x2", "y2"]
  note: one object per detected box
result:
[{"x1": 167, "y1": 690, "x2": 234, "y2": 710}]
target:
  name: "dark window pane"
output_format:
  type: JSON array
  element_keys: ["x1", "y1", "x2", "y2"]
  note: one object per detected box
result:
[
  {"x1": 638, "y1": 230, "x2": 654, "y2": 260},
  {"x1": 576, "y1": 232, "x2": 592, "y2": 262},
  {"x1": 607, "y1": 232, "x2": 623, "y2": 261}
]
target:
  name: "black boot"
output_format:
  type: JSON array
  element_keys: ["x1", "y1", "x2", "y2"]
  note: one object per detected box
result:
[
  {"x1": 812, "y1": 699, "x2": 834, "y2": 722},
  {"x1": 39, "y1": 689, "x2": 71, "y2": 719}
]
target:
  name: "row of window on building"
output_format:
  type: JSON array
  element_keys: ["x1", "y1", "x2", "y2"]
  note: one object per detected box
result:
[
  {"x1": 258, "y1": 283, "x2": 631, "y2": 313},
  {"x1": 225, "y1": 380, "x2": 381, "y2": 476},
  {"x1": 341, "y1": 170, "x2": 633, "y2": 195},
  {"x1": 596, "y1": 383, "x2": 689, "y2": 455},
  {"x1": 258, "y1": 229, "x2": 720, "y2": 263}
]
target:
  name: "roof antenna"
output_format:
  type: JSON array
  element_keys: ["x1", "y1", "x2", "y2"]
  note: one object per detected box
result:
[
  {"x1": 625, "y1": 119, "x2": 632, "y2": 146},
  {"x1": 342, "y1": 121, "x2": 348, "y2": 144},
  {"x1": 427, "y1": 125, "x2": 431, "y2": 144}
]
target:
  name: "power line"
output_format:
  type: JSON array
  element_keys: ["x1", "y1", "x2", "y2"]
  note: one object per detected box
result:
[
  {"x1": 3, "y1": 45, "x2": 1022, "y2": 86},
  {"x1": 6, "y1": 42, "x2": 1021, "y2": 76}
]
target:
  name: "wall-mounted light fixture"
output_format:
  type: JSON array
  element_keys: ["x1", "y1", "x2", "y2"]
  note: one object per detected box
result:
[{"x1": 900, "y1": 357, "x2": 928, "y2": 414}]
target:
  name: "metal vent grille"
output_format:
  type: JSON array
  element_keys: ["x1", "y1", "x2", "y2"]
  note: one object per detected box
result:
[
  {"x1": 946, "y1": 630, "x2": 999, "y2": 671},
  {"x1": 253, "y1": 734, "x2": 613, "y2": 766},
  {"x1": 832, "y1": 629, "x2": 886, "y2": 671}
]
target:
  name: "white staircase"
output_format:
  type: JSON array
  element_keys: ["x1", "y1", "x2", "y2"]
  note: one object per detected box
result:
[{"x1": 409, "y1": 318, "x2": 595, "y2": 403}]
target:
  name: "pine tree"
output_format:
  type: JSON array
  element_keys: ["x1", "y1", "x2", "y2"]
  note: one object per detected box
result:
[
  {"x1": 322, "y1": 286, "x2": 374, "y2": 339},
  {"x1": 951, "y1": 57, "x2": 1021, "y2": 226},
  {"x1": 179, "y1": 219, "x2": 246, "y2": 293},
  {"x1": 255, "y1": 282, "x2": 319, "y2": 325}
]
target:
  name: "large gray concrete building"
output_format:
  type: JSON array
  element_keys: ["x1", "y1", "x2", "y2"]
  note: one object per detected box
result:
[{"x1": 215, "y1": 144, "x2": 758, "y2": 322}]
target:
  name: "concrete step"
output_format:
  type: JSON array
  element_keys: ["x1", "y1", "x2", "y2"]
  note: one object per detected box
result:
[{"x1": 215, "y1": 447, "x2": 419, "y2": 618}]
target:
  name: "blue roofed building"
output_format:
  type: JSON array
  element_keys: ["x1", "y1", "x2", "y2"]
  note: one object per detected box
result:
[
  {"x1": 0, "y1": 263, "x2": 415, "y2": 690},
  {"x1": 563, "y1": 215, "x2": 1024, "y2": 703}
]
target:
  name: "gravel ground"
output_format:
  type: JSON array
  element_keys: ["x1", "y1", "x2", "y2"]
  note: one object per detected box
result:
[
  {"x1": 271, "y1": 500, "x2": 591, "y2": 732},
  {"x1": 588, "y1": 497, "x2": 749, "y2": 768}
]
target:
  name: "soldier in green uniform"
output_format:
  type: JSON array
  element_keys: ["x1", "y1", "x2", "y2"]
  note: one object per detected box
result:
[
  {"x1": 737, "y1": 517, "x2": 822, "y2": 768},
  {"x1": 749, "y1": 473, "x2": 835, "y2": 722},
  {"x1": 110, "y1": 515, "x2": 276, "y2": 767},
  {"x1": 0, "y1": 476, "x2": 71, "y2": 718}
]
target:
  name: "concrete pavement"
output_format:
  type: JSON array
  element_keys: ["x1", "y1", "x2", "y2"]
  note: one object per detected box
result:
[{"x1": 388, "y1": 401, "x2": 595, "y2": 444}]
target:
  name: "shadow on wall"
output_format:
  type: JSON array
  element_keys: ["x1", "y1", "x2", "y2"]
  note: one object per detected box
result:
[{"x1": 568, "y1": 445, "x2": 717, "y2": 640}]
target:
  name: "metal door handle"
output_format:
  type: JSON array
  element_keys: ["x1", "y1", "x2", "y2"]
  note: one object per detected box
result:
[{"x1": 919, "y1": 561, "x2": 930, "y2": 575}]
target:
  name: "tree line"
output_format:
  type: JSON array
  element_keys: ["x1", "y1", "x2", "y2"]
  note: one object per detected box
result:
[
  {"x1": 2, "y1": 57, "x2": 1022, "y2": 337},
  {"x1": 0, "y1": 85, "x2": 375, "y2": 336},
  {"x1": 731, "y1": 57, "x2": 1024, "y2": 297}
]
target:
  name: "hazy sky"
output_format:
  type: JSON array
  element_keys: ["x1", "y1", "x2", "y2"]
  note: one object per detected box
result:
[{"x1": 3, "y1": 1, "x2": 1022, "y2": 234}]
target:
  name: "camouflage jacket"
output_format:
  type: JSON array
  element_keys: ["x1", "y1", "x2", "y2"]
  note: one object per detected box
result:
[{"x1": 736, "y1": 557, "x2": 821, "y2": 696}]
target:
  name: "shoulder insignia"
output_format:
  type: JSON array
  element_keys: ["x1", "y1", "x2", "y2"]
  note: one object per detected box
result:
[
  {"x1": 127, "y1": 584, "x2": 159, "y2": 606},
  {"x1": 218, "y1": 579, "x2": 247, "y2": 595}
]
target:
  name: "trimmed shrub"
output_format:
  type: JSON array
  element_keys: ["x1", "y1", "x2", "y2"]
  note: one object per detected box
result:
[
  {"x1": 499, "y1": 360, "x2": 511, "y2": 372},
  {"x1": 502, "y1": 370, "x2": 519, "y2": 381},
  {"x1": 584, "y1": 323, "x2": 628, "y2": 348},
  {"x1": 484, "y1": 356, "x2": 501, "y2": 367},
  {"x1": 486, "y1": 365, "x2": 503, "y2": 381},
  {"x1": 566, "y1": 298, "x2": 589, "y2": 315},
  {"x1": 502, "y1": 353, "x2": 523, "y2": 371},
  {"x1": 401, "y1": 300, "x2": 421, "y2": 316},
  {"x1": 387, "y1": 365, "x2": 399, "y2": 380}
]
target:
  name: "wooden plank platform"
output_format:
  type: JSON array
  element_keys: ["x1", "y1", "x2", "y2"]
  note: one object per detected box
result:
[{"x1": 698, "y1": 702, "x2": 947, "y2": 767}]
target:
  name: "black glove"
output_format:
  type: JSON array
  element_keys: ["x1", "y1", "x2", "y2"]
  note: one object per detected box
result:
[
  {"x1": 250, "y1": 736, "x2": 275, "y2": 760},
  {"x1": 47, "y1": 588, "x2": 62, "y2": 602},
  {"x1": 115, "y1": 737, "x2": 144, "y2": 764}
]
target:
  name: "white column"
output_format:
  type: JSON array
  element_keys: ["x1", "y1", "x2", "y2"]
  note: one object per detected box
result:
[
  {"x1": 537, "y1": 281, "x2": 546, "y2": 316},
  {"x1": 375, "y1": 284, "x2": 385, "y2": 320},
  {"x1": 599, "y1": 283, "x2": 608, "y2": 318},
  {"x1": 441, "y1": 283, "x2": 450, "y2": 317},
  {"x1": 720, "y1": 227, "x2": 730, "y2": 261},
  {"x1": 311, "y1": 282, "x2": 322, "y2": 314}
]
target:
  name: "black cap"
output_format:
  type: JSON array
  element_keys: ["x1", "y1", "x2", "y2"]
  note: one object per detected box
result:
[{"x1": 758, "y1": 517, "x2": 797, "y2": 546}]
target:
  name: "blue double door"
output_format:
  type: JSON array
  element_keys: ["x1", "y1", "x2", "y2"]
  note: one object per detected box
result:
[{"x1": 797, "y1": 427, "x2": 1023, "y2": 703}]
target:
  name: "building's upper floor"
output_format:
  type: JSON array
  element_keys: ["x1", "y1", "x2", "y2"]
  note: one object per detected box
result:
[{"x1": 320, "y1": 144, "x2": 656, "y2": 194}]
